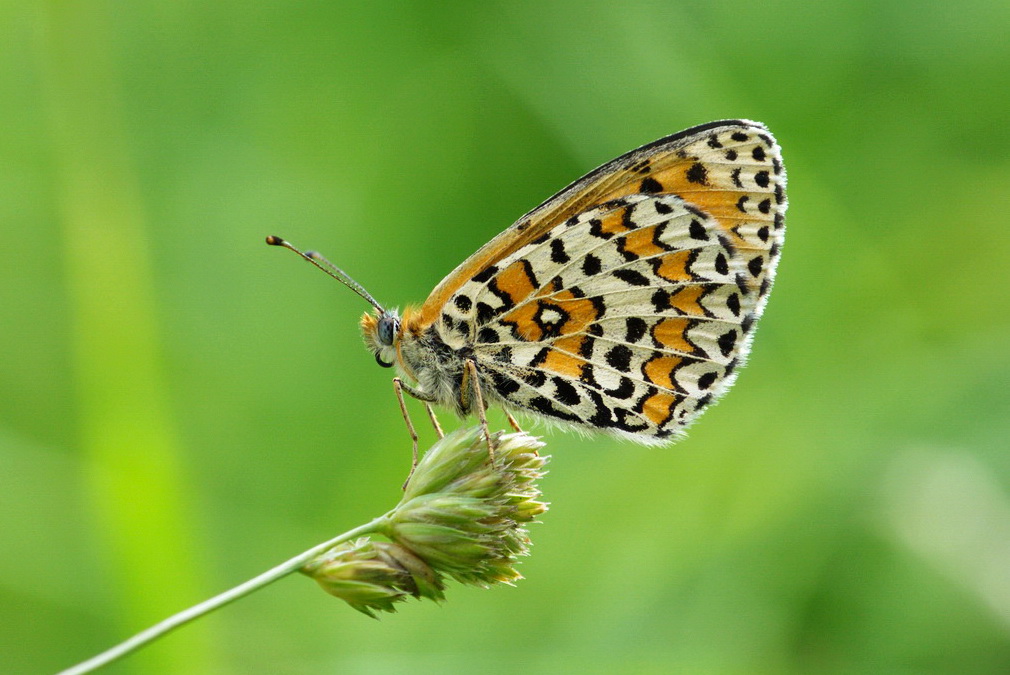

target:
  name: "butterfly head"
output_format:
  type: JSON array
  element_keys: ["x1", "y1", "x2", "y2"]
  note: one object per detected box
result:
[{"x1": 360, "y1": 309, "x2": 401, "y2": 369}]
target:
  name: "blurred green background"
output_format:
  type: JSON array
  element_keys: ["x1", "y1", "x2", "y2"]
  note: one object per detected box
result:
[{"x1": 3, "y1": 1, "x2": 1010, "y2": 673}]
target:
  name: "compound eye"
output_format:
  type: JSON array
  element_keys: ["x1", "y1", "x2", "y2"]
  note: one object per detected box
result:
[
  {"x1": 377, "y1": 317, "x2": 396, "y2": 346},
  {"x1": 375, "y1": 353, "x2": 394, "y2": 368}
]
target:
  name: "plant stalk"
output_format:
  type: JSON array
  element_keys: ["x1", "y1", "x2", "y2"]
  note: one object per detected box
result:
[{"x1": 58, "y1": 516, "x2": 388, "y2": 675}]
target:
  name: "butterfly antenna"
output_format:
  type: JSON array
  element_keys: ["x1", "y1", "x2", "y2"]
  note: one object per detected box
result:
[{"x1": 265, "y1": 235, "x2": 385, "y2": 313}]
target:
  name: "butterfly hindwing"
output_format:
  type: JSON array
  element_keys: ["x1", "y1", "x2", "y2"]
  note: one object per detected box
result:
[{"x1": 438, "y1": 193, "x2": 756, "y2": 441}]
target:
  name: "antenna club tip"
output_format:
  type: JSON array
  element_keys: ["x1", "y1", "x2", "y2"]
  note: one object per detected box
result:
[{"x1": 265, "y1": 235, "x2": 286, "y2": 246}]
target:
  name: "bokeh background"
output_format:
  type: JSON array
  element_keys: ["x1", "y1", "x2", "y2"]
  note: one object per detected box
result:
[{"x1": 3, "y1": 1, "x2": 1010, "y2": 673}]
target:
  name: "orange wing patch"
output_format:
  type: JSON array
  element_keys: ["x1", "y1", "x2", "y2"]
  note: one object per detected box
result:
[
  {"x1": 652, "y1": 317, "x2": 697, "y2": 354},
  {"x1": 666, "y1": 285, "x2": 707, "y2": 317},
  {"x1": 540, "y1": 336, "x2": 587, "y2": 379},
  {"x1": 621, "y1": 226, "x2": 669, "y2": 259},
  {"x1": 592, "y1": 210, "x2": 635, "y2": 238},
  {"x1": 639, "y1": 390, "x2": 678, "y2": 427},
  {"x1": 653, "y1": 249, "x2": 695, "y2": 283},
  {"x1": 643, "y1": 355, "x2": 684, "y2": 391},
  {"x1": 495, "y1": 260, "x2": 539, "y2": 306}
]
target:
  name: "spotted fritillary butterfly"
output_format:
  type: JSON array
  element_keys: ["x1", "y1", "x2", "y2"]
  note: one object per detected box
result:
[{"x1": 269, "y1": 119, "x2": 786, "y2": 446}]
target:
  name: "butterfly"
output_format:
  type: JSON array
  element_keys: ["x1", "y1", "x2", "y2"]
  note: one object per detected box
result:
[{"x1": 269, "y1": 119, "x2": 786, "y2": 453}]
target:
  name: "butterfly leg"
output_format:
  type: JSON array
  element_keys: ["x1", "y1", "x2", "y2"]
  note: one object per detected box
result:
[
  {"x1": 425, "y1": 404, "x2": 444, "y2": 439},
  {"x1": 506, "y1": 412, "x2": 523, "y2": 433},
  {"x1": 464, "y1": 359, "x2": 494, "y2": 460},
  {"x1": 392, "y1": 377, "x2": 437, "y2": 488}
]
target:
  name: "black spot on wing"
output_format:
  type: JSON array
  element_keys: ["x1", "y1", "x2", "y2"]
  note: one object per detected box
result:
[
  {"x1": 552, "y1": 377, "x2": 581, "y2": 406},
  {"x1": 688, "y1": 219, "x2": 709, "y2": 241},
  {"x1": 550, "y1": 238, "x2": 570, "y2": 264},
  {"x1": 580, "y1": 363, "x2": 602, "y2": 389},
  {"x1": 588, "y1": 218, "x2": 613, "y2": 240},
  {"x1": 697, "y1": 371, "x2": 717, "y2": 390},
  {"x1": 625, "y1": 317, "x2": 647, "y2": 343},
  {"x1": 717, "y1": 330, "x2": 738, "y2": 357},
  {"x1": 731, "y1": 168, "x2": 743, "y2": 188},
  {"x1": 734, "y1": 273, "x2": 749, "y2": 296},
  {"x1": 584, "y1": 387, "x2": 614, "y2": 427},
  {"x1": 613, "y1": 408, "x2": 649, "y2": 433},
  {"x1": 683, "y1": 204, "x2": 707, "y2": 220},
  {"x1": 491, "y1": 370, "x2": 521, "y2": 396},
  {"x1": 519, "y1": 259, "x2": 540, "y2": 291},
  {"x1": 523, "y1": 370, "x2": 546, "y2": 388},
  {"x1": 528, "y1": 395, "x2": 581, "y2": 423},
  {"x1": 604, "y1": 376, "x2": 636, "y2": 400},
  {"x1": 685, "y1": 162, "x2": 708, "y2": 185},
  {"x1": 651, "y1": 289, "x2": 670, "y2": 312},
  {"x1": 727, "y1": 292, "x2": 741, "y2": 317},
  {"x1": 471, "y1": 265, "x2": 498, "y2": 284},
  {"x1": 640, "y1": 177, "x2": 663, "y2": 193},
  {"x1": 616, "y1": 236, "x2": 640, "y2": 262},
  {"x1": 582, "y1": 254, "x2": 602, "y2": 276},
  {"x1": 631, "y1": 159, "x2": 651, "y2": 174},
  {"x1": 651, "y1": 222, "x2": 675, "y2": 251},
  {"x1": 605, "y1": 345, "x2": 633, "y2": 372},
  {"x1": 715, "y1": 252, "x2": 729, "y2": 276},
  {"x1": 476, "y1": 302, "x2": 496, "y2": 326},
  {"x1": 741, "y1": 314, "x2": 755, "y2": 334},
  {"x1": 529, "y1": 346, "x2": 550, "y2": 368},
  {"x1": 613, "y1": 268, "x2": 650, "y2": 286}
]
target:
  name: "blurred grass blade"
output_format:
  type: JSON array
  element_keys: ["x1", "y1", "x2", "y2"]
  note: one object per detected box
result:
[{"x1": 37, "y1": 1, "x2": 215, "y2": 671}]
